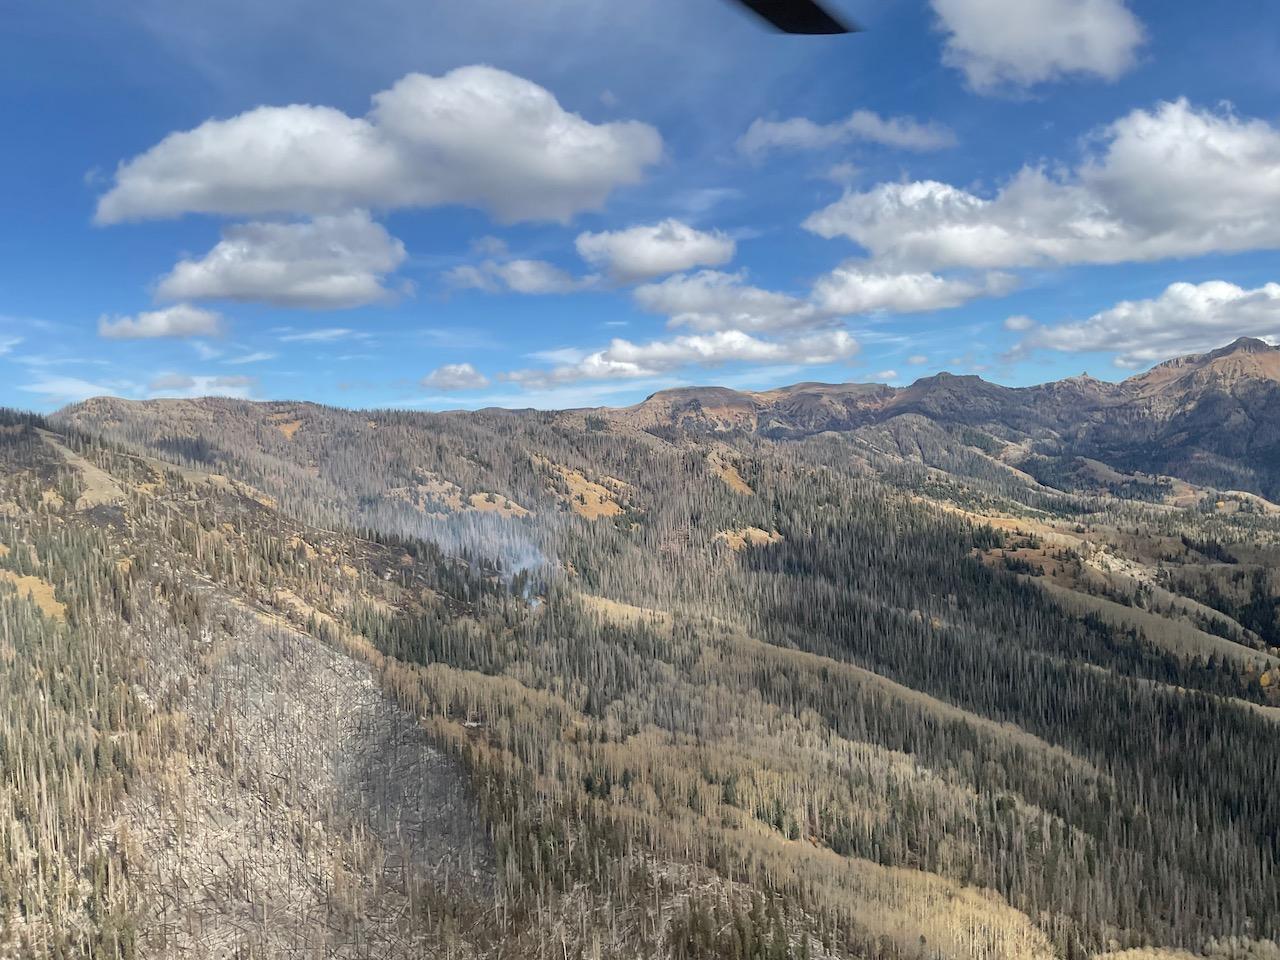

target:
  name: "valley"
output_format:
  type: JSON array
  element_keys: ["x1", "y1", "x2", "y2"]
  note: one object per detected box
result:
[{"x1": 4, "y1": 338, "x2": 1280, "y2": 959}]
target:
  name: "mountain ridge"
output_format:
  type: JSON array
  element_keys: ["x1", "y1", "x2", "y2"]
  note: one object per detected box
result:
[
  {"x1": 61, "y1": 336, "x2": 1280, "y2": 421},
  {"x1": 10, "y1": 337, "x2": 1280, "y2": 958},
  {"x1": 57, "y1": 337, "x2": 1280, "y2": 500}
]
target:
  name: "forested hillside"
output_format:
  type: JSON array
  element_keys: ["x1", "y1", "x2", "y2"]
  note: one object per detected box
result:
[{"x1": 4, "y1": 338, "x2": 1280, "y2": 958}]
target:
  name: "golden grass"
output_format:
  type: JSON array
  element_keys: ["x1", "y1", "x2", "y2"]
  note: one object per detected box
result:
[
  {"x1": 716, "y1": 527, "x2": 783, "y2": 551},
  {"x1": 0, "y1": 569, "x2": 67, "y2": 622},
  {"x1": 286, "y1": 535, "x2": 319, "y2": 560},
  {"x1": 392, "y1": 472, "x2": 535, "y2": 520},
  {"x1": 274, "y1": 419, "x2": 304, "y2": 441},
  {"x1": 231, "y1": 479, "x2": 278, "y2": 509},
  {"x1": 708, "y1": 452, "x2": 753, "y2": 495},
  {"x1": 580, "y1": 594, "x2": 672, "y2": 634},
  {"x1": 563, "y1": 471, "x2": 622, "y2": 519},
  {"x1": 714, "y1": 626, "x2": 1105, "y2": 779},
  {"x1": 468, "y1": 492, "x2": 531, "y2": 518},
  {"x1": 1033, "y1": 578, "x2": 1279, "y2": 669},
  {"x1": 537, "y1": 457, "x2": 624, "y2": 520},
  {"x1": 271, "y1": 588, "x2": 340, "y2": 634},
  {"x1": 39, "y1": 430, "x2": 127, "y2": 509},
  {"x1": 1222, "y1": 490, "x2": 1280, "y2": 515},
  {"x1": 824, "y1": 848, "x2": 1056, "y2": 960}
]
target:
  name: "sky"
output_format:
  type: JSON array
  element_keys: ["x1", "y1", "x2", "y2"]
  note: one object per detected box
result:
[{"x1": 3, "y1": 0, "x2": 1280, "y2": 412}]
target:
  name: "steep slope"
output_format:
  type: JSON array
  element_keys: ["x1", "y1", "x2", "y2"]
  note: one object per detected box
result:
[
  {"x1": 24, "y1": 340, "x2": 1280, "y2": 958},
  {"x1": 0, "y1": 413, "x2": 494, "y2": 959},
  {"x1": 604, "y1": 337, "x2": 1280, "y2": 498},
  {"x1": 58, "y1": 338, "x2": 1280, "y2": 506},
  {"x1": 1079, "y1": 338, "x2": 1280, "y2": 493}
]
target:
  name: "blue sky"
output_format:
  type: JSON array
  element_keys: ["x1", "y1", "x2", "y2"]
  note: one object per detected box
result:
[{"x1": 3, "y1": 0, "x2": 1280, "y2": 412}]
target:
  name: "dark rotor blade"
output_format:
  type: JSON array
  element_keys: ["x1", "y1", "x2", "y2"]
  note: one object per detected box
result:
[{"x1": 732, "y1": 0, "x2": 857, "y2": 34}]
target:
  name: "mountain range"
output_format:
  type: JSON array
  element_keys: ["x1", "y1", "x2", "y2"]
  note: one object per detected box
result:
[
  {"x1": 615, "y1": 336, "x2": 1280, "y2": 497},
  {"x1": 3, "y1": 337, "x2": 1280, "y2": 960}
]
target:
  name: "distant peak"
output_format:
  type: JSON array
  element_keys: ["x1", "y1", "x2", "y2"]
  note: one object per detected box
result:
[
  {"x1": 1208, "y1": 336, "x2": 1275, "y2": 359},
  {"x1": 639, "y1": 385, "x2": 747, "y2": 404},
  {"x1": 917, "y1": 371, "x2": 982, "y2": 384}
]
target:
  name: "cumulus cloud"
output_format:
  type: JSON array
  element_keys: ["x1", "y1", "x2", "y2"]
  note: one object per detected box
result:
[
  {"x1": 805, "y1": 100, "x2": 1280, "y2": 271},
  {"x1": 502, "y1": 329, "x2": 858, "y2": 388},
  {"x1": 96, "y1": 66, "x2": 662, "y2": 225},
  {"x1": 739, "y1": 110, "x2": 956, "y2": 157},
  {"x1": 932, "y1": 0, "x2": 1144, "y2": 93},
  {"x1": 447, "y1": 259, "x2": 593, "y2": 295},
  {"x1": 422, "y1": 362, "x2": 490, "y2": 391},
  {"x1": 634, "y1": 270, "x2": 822, "y2": 333},
  {"x1": 1018, "y1": 280, "x2": 1280, "y2": 367},
  {"x1": 812, "y1": 265, "x2": 1014, "y2": 315},
  {"x1": 576, "y1": 219, "x2": 736, "y2": 282},
  {"x1": 451, "y1": 220, "x2": 733, "y2": 293},
  {"x1": 635, "y1": 266, "x2": 1003, "y2": 335},
  {"x1": 155, "y1": 211, "x2": 406, "y2": 308},
  {"x1": 544, "y1": 263, "x2": 1001, "y2": 399},
  {"x1": 147, "y1": 374, "x2": 257, "y2": 398},
  {"x1": 98, "y1": 304, "x2": 223, "y2": 339}
]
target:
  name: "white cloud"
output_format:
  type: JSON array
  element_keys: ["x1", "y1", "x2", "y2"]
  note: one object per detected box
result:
[
  {"x1": 421, "y1": 327, "x2": 502, "y2": 350},
  {"x1": 422, "y1": 362, "x2": 490, "y2": 391},
  {"x1": 502, "y1": 329, "x2": 858, "y2": 388},
  {"x1": 277, "y1": 327, "x2": 360, "y2": 343},
  {"x1": 528, "y1": 347, "x2": 589, "y2": 364},
  {"x1": 824, "y1": 163, "x2": 861, "y2": 186},
  {"x1": 97, "y1": 66, "x2": 662, "y2": 225},
  {"x1": 155, "y1": 211, "x2": 406, "y2": 308},
  {"x1": 20, "y1": 376, "x2": 132, "y2": 405},
  {"x1": 634, "y1": 270, "x2": 822, "y2": 333},
  {"x1": 192, "y1": 341, "x2": 223, "y2": 360},
  {"x1": 932, "y1": 0, "x2": 1144, "y2": 93},
  {"x1": 739, "y1": 110, "x2": 956, "y2": 157},
  {"x1": 805, "y1": 100, "x2": 1280, "y2": 271},
  {"x1": 447, "y1": 259, "x2": 593, "y2": 295},
  {"x1": 99, "y1": 304, "x2": 223, "y2": 340},
  {"x1": 1019, "y1": 280, "x2": 1280, "y2": 367},
  {"x1": 147, "y1": 374, "x2": 257, "y2": 398},
  {"x1": 0, "y1": 337, "x2": 21, "y2": 356},
  {"x1": 874, "y1": 369, "x2": 900, "y2": 382},
  {"x1": 575, "y1": 219, "x2": 736, "y2": 282},
  {"x1": 907, "y1": 354, "x2": 929, "y2": 365},
  {"x1": 472, "y1": 235, "x2": 510, "y2": 258},
  {"x1": 1004, "y1": 315, "x2": 1035, "y2": 331},
  {"x1": 226, "y1": 351, "x2": 276, "y2": 364},
  {"x1": 450, "y1": 220, "x2": 732, "y2": 294},
  {"x1": 812, "y1": 265, "x2": 1013, "y2": 315},
  {"x1": 443, "y1": 265, "x2": 494, "y2": 292},
  {"x1": 635, "y1": 266, "x2": 1001, "y2": 335},
  {"x1": 669, "y1": 187, "x2": 742, "y2": 218}
]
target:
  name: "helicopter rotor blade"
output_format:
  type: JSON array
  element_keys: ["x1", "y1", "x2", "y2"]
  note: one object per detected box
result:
[{"x1": 731, "y1": 0, "x2": 859, "y2": 34}]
